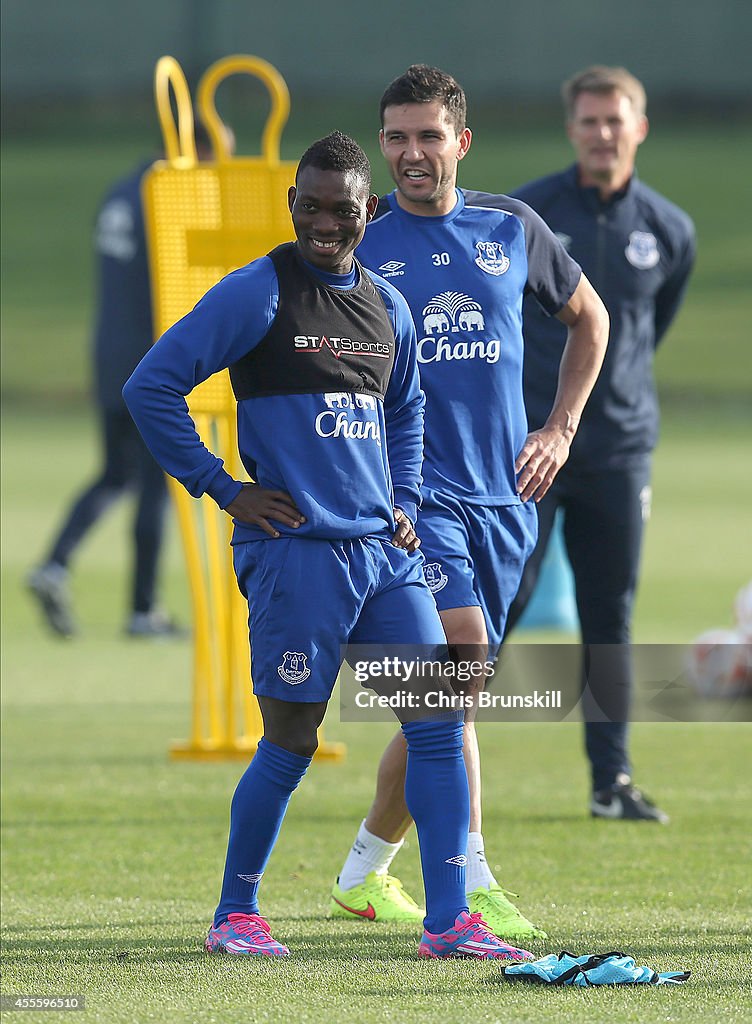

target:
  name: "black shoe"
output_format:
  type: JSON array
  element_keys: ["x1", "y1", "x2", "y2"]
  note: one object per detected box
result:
[
  {"x1": 27, "y1": 564, "x2": 76, "y2": 637},
  {"x1": 591, "y1": 775, "x2": 669, "y2": 823}
]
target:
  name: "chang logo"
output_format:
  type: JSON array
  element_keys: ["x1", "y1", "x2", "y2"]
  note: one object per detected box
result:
[
  {"x1": 277, "y1": 652, "x2": 311, "y2": 685},
  {"x1": 417, "y1": 291, "x2": 500, "y2": 365},
  {"x1": 315, "y1": 394, "x2": 382, "y2": 446},
  {"x1": 422, "y1": 291, "x2": 484, "y2": 335},
  {"x1": 323, "y1": 393, "x2": 377, "y2": 410}
]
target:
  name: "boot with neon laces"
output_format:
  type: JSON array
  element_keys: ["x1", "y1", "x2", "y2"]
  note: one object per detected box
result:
[
  {"x1": 467, "y1": 884, "x2": 548, "y2": 943},
  {"x1": 418, "y1": 910, "x2": 533, "y2": 960},
  {"x1": 330, "y1": 870, "x2": 424, "y2": 923},
  {"x1": 205, "y1": 913, "x2": 290, "y2": 956}
]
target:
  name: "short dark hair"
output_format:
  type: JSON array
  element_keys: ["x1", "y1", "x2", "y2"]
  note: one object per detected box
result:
[
  {"x1": 296, "y1": 131, "x2": 371, "y2": 191},
  {"x1": 379, "y1": 65, "x2": 467, "y2": 134},
  {"x1": 562, "y1": 66, "x2": 647, "y2": 119}
]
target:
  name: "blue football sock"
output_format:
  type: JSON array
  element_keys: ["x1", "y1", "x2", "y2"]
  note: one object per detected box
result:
[
  {"x1": 213, "y1": 737, "x2": 311, "y2": 925},
  {"x1": 402, "y1": 715, "x2": 469, "y2": 934}
]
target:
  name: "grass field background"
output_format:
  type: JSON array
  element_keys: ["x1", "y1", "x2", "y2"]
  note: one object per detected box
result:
[{"x1": 2, "y1": 111, "x2": 751, "y2": 1022}]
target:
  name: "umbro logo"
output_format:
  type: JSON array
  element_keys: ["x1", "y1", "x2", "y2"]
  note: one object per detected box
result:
[
  {"x1": 237, "y1": 872, "x2": 263, "y2": 883},
  {"x1": 377, "y1": 260, "x2": 406, "y2": 278},
  {"x1": 445, "y1": 855, "x2": 468, "y2": 866}
]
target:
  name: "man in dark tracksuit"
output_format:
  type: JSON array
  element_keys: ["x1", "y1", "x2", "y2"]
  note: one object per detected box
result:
[
  {"x1": 27, "y1": 159, "x2": 176, "y2": 638},
  {"x1": 505, "y1": 66, "x2": 696, "y2": 821}
]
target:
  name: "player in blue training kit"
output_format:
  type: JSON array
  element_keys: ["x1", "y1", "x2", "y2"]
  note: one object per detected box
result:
[
  {"x1": 504, "y1": 67, "x2": 696, "y2": 822},
  {"x1": 124, "y1": 132, "x2": 533, "y2": 961},
  {"x1": 331, "y1": 66, "x2": 609, "y2": 941}
]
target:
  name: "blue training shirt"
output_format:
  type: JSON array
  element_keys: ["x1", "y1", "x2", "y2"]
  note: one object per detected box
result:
[
  {"x1": 357, "y1": 188, "x2": 581, "y2": 504},
  {"x1": 123, "y1": 252, "x2": 424, "y2": 543}
]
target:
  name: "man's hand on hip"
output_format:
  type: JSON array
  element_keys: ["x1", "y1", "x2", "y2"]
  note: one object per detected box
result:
[
  {"x1": 391, "y1": 508, "x2": 421, "y2": 553},
  {"x1": 225, "y1": 482, "x2": 305, "y2": 537}
]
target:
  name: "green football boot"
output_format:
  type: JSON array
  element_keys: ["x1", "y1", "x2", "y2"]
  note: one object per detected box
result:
[
  {"x1": 467, "y1": 884, "x2": 548, "y2": 943},
  {"x1": 330, "y1": 871, "x2": 424, "y2": 923}
]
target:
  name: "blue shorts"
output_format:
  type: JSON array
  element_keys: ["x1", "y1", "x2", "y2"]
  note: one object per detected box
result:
[
  {"x1": 417, "y1": 490, "x2": 539, "y2": 653},
  {"x1": 233, "y1": 536, "x2": 446, "y2": 703}
]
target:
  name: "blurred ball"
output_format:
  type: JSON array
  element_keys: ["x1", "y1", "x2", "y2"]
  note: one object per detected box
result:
[
  {"x1": 686, "y1": 628, "x2": 752, "y2": 699},
  {"x1": 734, "y1": 581, "x2": 752, "y2": 638}
]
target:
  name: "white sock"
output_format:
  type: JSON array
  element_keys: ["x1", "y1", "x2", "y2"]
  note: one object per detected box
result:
[
  {"x1": 465, "y1": 831, "x2": 497, "y2": 893},
  {"x1": 337, "y1": 820, "x2": 404, "y2": 891}
]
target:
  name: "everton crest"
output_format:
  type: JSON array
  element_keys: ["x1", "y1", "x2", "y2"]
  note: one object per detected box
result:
[
  {"x1": 625, "y1": 231, "x2": 660, "y2": 269},
  {"x1": 277, "y1": 651, "x2": 311, "y2": 685},
  {"x1": 423, "y1": 562, "x2": 449, "y2": 594},
  {"x1": 475, "y1": 240, "x2": 510, "y2": 276}
]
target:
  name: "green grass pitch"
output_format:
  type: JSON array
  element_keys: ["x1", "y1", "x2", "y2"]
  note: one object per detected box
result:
[
  {"x1": 2, "y1": 113, "x2": 751, "y2": 1022},
  {"x1": 2, "y1": 407, "x2": 751, "y2": 1023}
]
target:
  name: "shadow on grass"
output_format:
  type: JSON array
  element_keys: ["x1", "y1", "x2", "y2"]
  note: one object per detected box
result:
[
  {"x1": 4, "y1": 920, "x2": 749, "y2": 973},
  {"x1": 1, "y1": 927, "x2": 423, "y2": 965}
]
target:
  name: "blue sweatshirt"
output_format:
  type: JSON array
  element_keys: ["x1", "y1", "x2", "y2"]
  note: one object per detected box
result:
[{"x1": 123, "y1": 250, "x2": 423, "y2": 542}]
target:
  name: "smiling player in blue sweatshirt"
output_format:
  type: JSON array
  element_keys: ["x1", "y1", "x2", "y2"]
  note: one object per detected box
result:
[{"x1": 124, "y1": 131, "x2": 533, "y2": 962}]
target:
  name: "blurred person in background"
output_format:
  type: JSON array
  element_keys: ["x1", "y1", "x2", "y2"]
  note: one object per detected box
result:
[
  {"x1": 27, "y1": 123, "x2": 230, "y2": 638},
  {"x1": 504, "y1": 66, "x2": 696, "y2": 821}
]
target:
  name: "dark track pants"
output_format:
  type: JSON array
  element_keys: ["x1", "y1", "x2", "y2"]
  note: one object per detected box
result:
[
  {"x1": 504, "y1": 458, "x2": 652, "y2": 792},
  {"x1": 47, "y1": 407, "x2": 168, "y2": 615}
]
